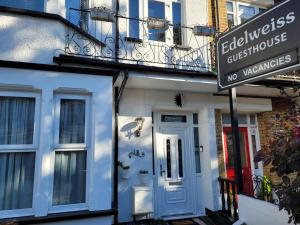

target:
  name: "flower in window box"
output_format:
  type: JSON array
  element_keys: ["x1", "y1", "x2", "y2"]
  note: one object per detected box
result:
[
  {"x1": 147, "y1": 17, "x2": 169, "y2": 30},
  {"x1": 90, "y1": 7, "x2": 115, "y2": 22}
]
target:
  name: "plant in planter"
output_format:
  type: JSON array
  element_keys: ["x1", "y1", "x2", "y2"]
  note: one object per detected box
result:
[
  {"x1": 118, "y1": 161, "x2": 130, "y2": 179},
  {"x1": 147, "y1": 17, "x2": 169, "y2": 30},
  {"x1": 90, "y1": 6, "x2": 115, "y2": 22},
  {"x1": 139, "y1": 170, "x2": 149, "y2": 185}
]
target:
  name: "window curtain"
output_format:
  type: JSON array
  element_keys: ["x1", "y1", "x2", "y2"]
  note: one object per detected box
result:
[
  {"x1": 52, "y1": 151, "x2": 86, "y2": 205},
  {"x1": 0, "y1": 152, "x2": 35, "y2": 210},
  {"x1": 59, "y1": 99, "x2": 85, "y2": 144},
  {"x1": 0, "y1": 97, "x2": 35, "y2": 145}
]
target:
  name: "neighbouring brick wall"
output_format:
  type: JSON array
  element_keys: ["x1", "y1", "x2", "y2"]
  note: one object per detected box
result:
[
  {"x1": 257, "y1": 98, "x2": 296, "y2": 185},
  {"x1": 208, "y1": 0, "x2": 229, "y2": 32},
  {"x1": 215, "y1": 109, "x2": 226, "y2": 178}
]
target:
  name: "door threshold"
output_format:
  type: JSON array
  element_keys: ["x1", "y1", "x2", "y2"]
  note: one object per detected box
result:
[{"x1": 161, "y1": 213, "x2": 199, "y2": 221}]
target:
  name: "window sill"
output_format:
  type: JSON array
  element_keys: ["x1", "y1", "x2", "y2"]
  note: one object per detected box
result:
[
  {"x1": 124, "y1": 37, "x2": 143, "y2": 43},
  {"x1": 0, "y1": 209, "x2": 118, "y2": 224}
]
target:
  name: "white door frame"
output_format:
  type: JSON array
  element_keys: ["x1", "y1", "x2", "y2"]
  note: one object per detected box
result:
[{"x1": 153, "y1": 111, "x2": 198, "y2": 219}]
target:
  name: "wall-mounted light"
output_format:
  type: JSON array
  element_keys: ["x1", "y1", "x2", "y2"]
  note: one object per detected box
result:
[{"x1": 134, "y1": 117, "x2": 145, "y2": 137}]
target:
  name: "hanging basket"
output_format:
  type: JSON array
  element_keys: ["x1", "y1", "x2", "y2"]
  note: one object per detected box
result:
[
  {"x1": 147, "y1": 17, "x2": 169, "y2": 30},
  {"x1": 90, "y1": 7, "x2": 115, "y2": 22}
]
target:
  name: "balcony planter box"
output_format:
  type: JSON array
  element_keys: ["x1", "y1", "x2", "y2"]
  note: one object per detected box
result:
[
  {"x1": 193, "y1": 26, "x2": 216, "y2": 36},
  {"x1": 147, "y1": 17, "x2": 169, "y2": 30},
  {"x1": 90, "y1": 7, "x2": 115, "y2": 22}
]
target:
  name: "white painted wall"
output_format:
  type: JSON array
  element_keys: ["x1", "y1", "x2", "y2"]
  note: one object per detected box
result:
[
  {"x1": 0, "y1": 13, "x2": 65, "y2": 64},
  {"x1": 234, "y1": 195, "x2": 290, "y2": 225},
  {"x1": 117, "y1": 87, "x2": 273, "y2": 223}
]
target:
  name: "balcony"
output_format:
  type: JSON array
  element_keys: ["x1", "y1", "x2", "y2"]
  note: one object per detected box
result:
[{"x1": 64, "y1": 8, "x2": 216, "y2": 73}]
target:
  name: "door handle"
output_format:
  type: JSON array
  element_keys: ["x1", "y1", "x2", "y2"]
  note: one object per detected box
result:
[{"x1": 160, "y1": 164, "x2": 166, "y2": 177}]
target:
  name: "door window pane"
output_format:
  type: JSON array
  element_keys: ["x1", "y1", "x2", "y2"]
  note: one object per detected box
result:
[
  {"x1": 178, "y1": 139, "x2": 183, "y2": 178},
  {"x1": 129, "y1": 0, "x2": 140, "y2": 38},
  {"x1": 225, "y1": 130, "x2": 247, "y2": 167},
  {"x1": 222, "y1": 114, "x2": 247, "y2": 124},
  {"x1": 59, "y1": 99, "x2": 86, "y2": 144},
  {"x1": 0, "y1": 152, "x2": 35, "y2": 210},
  {"x1": 161, "y1": 115, "x2": 187, "y2": 123},
  {"x1": 53, "y1": 151, "x2": 86, "y2": 205},
  {"x1": 250, "y1": 114, "x2": 256, "y2": 125},
  {"x1": 193, "y1": 113, "x2": 198, "y2": 125},
  {"x1": 166, "y1": 139, "x2": 171, "y2": 178},
  {"x1": 148, "y1": 0, "x2": 165, "y2": 41},
  {"x1": 252, "y1": 135, "x2": 258, "y2": 169},
  {"x1": 194, "y1": 127, "x2": 201, "y2": 173},
  {"x1": 0, "y1": 97, "x2": 35, "y2": 145},
  {"x1": 172, "y1": 2, "x2": 182, "y2": 45}
]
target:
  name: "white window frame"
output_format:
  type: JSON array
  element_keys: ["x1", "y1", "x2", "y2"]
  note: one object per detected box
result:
[
  {"x1": 0, "y1": 91, "x2": 40, "y2": 219},
  {"x1": 227, "y1": 1, "x2": 266, "y2": 26},
  {"x1": 50, "y1": 93, "x2": 90, "y2": 212},
  {"x1": 53, "y1": 94, "x2": 90, "y2": 150},
  {"x1": 226, "y1": 1, "x2": 235, "y2": 27},
  {"x1": 0, "y1": 91, "x2": 40, "y2": 151}
]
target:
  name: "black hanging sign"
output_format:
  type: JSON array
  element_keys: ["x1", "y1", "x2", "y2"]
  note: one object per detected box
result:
[{"x1": 217, "y1": 0, "x2": 300, "y2": 91}]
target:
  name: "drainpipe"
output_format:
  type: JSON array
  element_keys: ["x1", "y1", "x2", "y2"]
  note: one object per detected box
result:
[
  {"x1": 113, "y1": 72, "x2": 128, "y2": 225},
  {"x1": 215, "y1": 0, "x2": 220, "y2": 31}
]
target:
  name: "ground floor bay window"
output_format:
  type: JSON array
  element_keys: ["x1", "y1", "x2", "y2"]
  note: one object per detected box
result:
[{"x1": 0, "y1": 91, "x2": 91, "y2": 218}]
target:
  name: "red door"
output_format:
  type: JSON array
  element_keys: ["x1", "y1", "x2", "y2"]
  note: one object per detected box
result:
[{"x1": 223, "y1": 127, "x2": 253, "y2": 195}]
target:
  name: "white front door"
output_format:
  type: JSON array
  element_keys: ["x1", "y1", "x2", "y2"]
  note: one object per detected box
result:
[{"x1": 156, "y1": 125, "x2": 194, "y2": 217}]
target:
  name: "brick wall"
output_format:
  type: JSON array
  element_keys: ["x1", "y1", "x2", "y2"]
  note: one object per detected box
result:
[
  {"x1": 208, "y1": 0, "x2": 229, "y2": 32},
  {"x1": 257, "y1": 98, "x2": 297, "y2": 185}
]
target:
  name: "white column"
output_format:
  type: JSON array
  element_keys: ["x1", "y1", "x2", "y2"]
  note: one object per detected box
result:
[{"x1": 34, "y1": 88, "x2": 54, "y2": 216}]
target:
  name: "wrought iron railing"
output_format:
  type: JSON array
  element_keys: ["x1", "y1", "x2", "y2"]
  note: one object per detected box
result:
[
  {"x1": 218, "y1": 177, "x2": 239, "y2": 220},
  {"x1": 65, "y1": 8, "x2": 216, "y2": 72}
]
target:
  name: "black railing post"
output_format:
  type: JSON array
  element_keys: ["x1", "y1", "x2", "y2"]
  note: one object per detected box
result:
[
  {"x1": 218, "y1": 177, "x2": 239, "y2": 220},
  {"x1": 231, "y1": 181, "x2": 238, "y2": 220},
  {"x1": 229, "y1": 88, "x2": 243, "y2": 194},
  {"x1": 225, "y1": 180, "x2": 232, "y2": 217},
  {"x1": 220, "y1": 179, "x2": 226, "y2": 211}
]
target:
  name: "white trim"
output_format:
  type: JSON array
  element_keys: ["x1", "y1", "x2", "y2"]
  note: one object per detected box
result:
[
  {"x1": 49, "y1": 203, "x2": 89, "y2": 214},
  {"x1": 0, "y1": 208, "x2": 35, "y2": 219}
]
